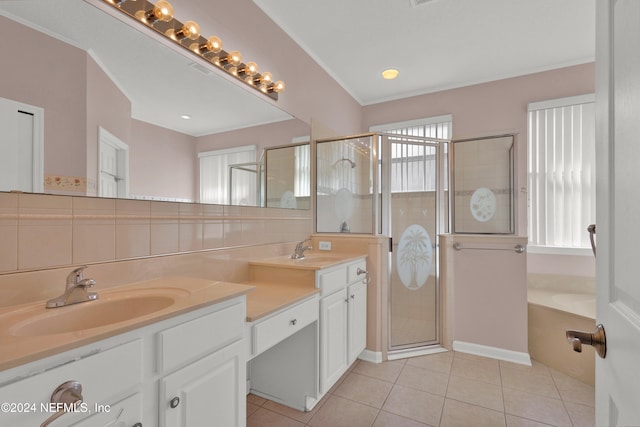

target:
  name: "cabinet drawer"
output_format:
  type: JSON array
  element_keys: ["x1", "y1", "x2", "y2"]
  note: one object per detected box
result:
[
  {"x1": 0, "y1": 340, "x2": 141, "y2": 427},
  {"x1": 158, "y1": 301, "x2": 244, "y2": 373},
  {"x1": 318, "y1": 267, "x2": 347, "y2": 296},
  {"x1": 347, "y1": 259, "x2": 367, "y2": 284},
  {"x1": 253, "y1": 296, "x2": 318, "y2": 355}
]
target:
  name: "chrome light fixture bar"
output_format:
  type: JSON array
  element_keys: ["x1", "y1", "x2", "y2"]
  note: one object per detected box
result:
[{"x1": 101, "y1": 0, "x2": 285, "y2": 100}]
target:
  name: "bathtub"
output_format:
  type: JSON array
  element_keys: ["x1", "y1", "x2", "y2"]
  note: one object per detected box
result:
[{"x1": 527, "y1": 274, "x2": 596, "y2": 385}]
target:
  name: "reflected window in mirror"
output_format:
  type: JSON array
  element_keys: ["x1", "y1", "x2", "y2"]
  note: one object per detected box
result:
[
  {"x1": 199, "y1": 145, "x2": 258, "y2": 206},
  {"x1": 264, "y1": 142, "x2": 310, "y2": 209}
]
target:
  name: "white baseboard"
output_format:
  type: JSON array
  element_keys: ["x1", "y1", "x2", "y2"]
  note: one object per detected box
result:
[
  {"x1": 358, "y1": 349, "x2": 383, "y2": 363},
  {"x1": 453, "y1": 340, "x2": 531, "y2": 366}
]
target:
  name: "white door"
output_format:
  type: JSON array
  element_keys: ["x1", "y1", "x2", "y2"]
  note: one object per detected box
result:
[
  {"x1": 594, "y1": 1, "x2": 640, "y2": 425},
  {"x1": 0, "y1": 97, "x2": 43, "y2": 192},
  {"x1": 99, "y1": 141, "x2": 119, "y2": 198},
  {"x1": 98, "y1": 127, "x2": 128, "y2": 198}
]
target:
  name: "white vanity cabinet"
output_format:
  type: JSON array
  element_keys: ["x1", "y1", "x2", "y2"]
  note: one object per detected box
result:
[
  {"x1": 0, "y1": 294, "x2": 248, "y2": 427},
  {"x1": 0, "y1": 339, "x2": 143, "y2": 427},
  {"x1": 318, "y1": 258, "x2": 367, "y2": 394},
  {"x1": 158, "y1": 301, "x2": 246, "y2": 427}
]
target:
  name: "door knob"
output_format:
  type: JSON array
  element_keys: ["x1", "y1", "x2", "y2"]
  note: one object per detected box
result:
[{"x1": 566, "y1": 323, "x2": 606, "y2": 358}]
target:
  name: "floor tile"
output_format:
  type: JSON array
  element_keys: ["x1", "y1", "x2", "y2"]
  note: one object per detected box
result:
[
  {"x1": 396, "y1": 363, "x2": 449, "y2": 396},
  {"x1": 446, "y1": 374, "x2": 504, "y2": 412},
  {"x1": 263, "y1": 399, "x2": 317, "y2": 424},
  {"x1": 246, "y1": 402, "x2": 260, "y2": 417},
  {"x1": 503, "y1": 388, "x2": 572, "y2": 427},
  {"x1": 247, "y1": 407, "x2": 305, "y2": 427},
  {"x1": 372, "y1": 410, "x2": 431, "y2": 427},
  {"x1": 352, "y1": 359, "x2": 405, "y2": 383},
  {"x1": 500, "y1": 359, "x2": 552, "y2": 378},
  {"x1": 549, "y1": 369, "x2": 595, "y2": 407},
  {"x1": 451, "y1": 357, "x2": 502, "y2": 386},
  {"x1": 247, "y1": 394, "x2": 268, "y2": 406},
  {"x1": 440, "y1": 398, "x2": 506, "y2": 427},
  {"x1": 500, "y1": 366, "x2": 560, "y2": 399},
  {"x1": 382, "y1": 384, "x2": 444, "y2": 426},
  {"x1": 505, "y1": 414, "x2": 555, "y2": 426},
  {"x1": 405, "y1": 351, "x2": 453, "y2": 375},
  {"x1": 333, "y1": 372, "x2": 393, "y2": 408},
  {"x1": 307, "y1": 395, "x2": 379, "y2": 427},
  {"x1": 564, "y1": 401, "x2": 595, "y2": 427}
]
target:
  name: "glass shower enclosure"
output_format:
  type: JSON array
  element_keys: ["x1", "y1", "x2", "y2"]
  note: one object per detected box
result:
[{"x1": 315, "y1": 133, "x2": 448, "y2": 354}]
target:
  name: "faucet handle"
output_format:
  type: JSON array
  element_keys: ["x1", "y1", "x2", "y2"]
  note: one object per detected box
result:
[{"x1": 66, "y1": 266, "x2": 88, "y2": 286}]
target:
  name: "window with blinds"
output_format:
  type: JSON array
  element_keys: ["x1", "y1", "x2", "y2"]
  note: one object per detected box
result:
[
  {"x1": 199, "y1": 145, "x2": 257, "y2": 205},
  {"x1": 527, "y1": 94, "x2": 595, "y2": 252},
  {"x1": 370, "y1": 115, "x2": 452, "y2": 193}
]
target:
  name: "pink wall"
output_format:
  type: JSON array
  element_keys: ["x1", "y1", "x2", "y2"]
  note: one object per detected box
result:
[
  {"x1": 0, "y1": 15, "x2": 86, "y2": 178},
  {"x1": 171, "y1": 0, "x2": 363, "y2": 135},
  {"x1": 86, "y1": 55, "x2": 133, "y2": 194},
  {"x1": 196, "y1": 118, "x2": 309, "y2": 155},
  {"x1": 130, "y1": 119, "x2": 197, "y2": 201},
  {"x1": 363, "y1": 63, "x2": 596, "y2": 276}
]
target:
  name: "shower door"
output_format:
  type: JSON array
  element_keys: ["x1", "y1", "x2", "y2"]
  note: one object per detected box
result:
[{"x1": 384, "y1": 134, "x2": 445, "y2": 352}]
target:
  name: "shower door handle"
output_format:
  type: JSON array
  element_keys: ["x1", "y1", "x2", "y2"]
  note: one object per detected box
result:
[
  {"x1": 587, "y1": 224, "x2": 596, "y2": 257},
  {"x1": 566, "y1": 324, "x2": 606, "y2": 358}
]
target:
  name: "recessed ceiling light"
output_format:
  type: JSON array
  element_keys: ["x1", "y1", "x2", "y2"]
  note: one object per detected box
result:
[
  {"x1": 180, "y1": 114, "x2": 192, "y2": 120},
  {"x1": 382, "y1": 69, "x2": 399, "y2": 80}
]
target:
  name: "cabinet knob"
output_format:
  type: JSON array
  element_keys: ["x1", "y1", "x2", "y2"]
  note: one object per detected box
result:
[
  {"x1": 132, "y1": 423, "x2": 143, "y2": 427},
  {"x1": 290, "y1": 319, "x2": 297, "y2": 326},
  {"x1": 350, "y1": 294, "x2": 355, "y2": 300},
  {"x1": 169, "y1": 397, "x2": 180, "y2": 409}
]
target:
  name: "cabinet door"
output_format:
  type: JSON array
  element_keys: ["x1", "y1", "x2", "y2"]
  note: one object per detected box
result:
[
  {"x1": 161, "y1": 340, "x2": 245, "y2": 427},
  {"x1": 348, "y1": 281, "x2": 367, "y2": 364},
  {"x1": 319, "y1": 290, "x2": 348, "y2": 394}
]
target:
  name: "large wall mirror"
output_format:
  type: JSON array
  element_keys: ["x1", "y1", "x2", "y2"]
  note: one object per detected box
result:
[{"x1": 0, "y1": 0, "x2": 310, "y2": 208}]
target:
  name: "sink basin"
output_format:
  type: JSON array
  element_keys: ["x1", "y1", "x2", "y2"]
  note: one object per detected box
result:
[
  {"x1": 296, "y1": 256, "x2": 342, "y2": 263},
  {"x1": 11, "y1": 293, "x2": 179, "y2": 337}
]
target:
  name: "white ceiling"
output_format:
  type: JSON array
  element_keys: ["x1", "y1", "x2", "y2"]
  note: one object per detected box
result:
[
  {"x1": 0, "y1": 0, "x2": 292, "y2": 137},
  {"x1": 254, "y1": 0, "x2": 596, "y2": 105}
]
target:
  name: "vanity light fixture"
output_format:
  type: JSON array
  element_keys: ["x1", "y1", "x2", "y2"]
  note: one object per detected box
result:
[
  {"x1": 382, "y1": 68, "x2": 399, "y2": 80},
  {"x1": 101, "y1": 0, "x2": 284, "y2": 100}
]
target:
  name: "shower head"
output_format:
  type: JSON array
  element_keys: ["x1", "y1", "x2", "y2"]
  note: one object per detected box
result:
[{"x1": 334, "y1": 157, "x2": 356, "y2": 168}]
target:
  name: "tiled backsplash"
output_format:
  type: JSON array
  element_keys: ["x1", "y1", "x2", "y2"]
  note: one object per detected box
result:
[{"x1": 0, "y1": 192, "x2": 312, "y2": 274}]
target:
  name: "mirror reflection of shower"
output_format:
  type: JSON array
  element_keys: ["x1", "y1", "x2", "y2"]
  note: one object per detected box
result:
[{"x1": 317, "y1": 136, "x2": 373, "y2": 233}]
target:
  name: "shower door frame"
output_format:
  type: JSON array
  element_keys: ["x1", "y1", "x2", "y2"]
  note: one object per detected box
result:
[{"x1": 380, "y1": 133, "x2": 448, "y2": 355}]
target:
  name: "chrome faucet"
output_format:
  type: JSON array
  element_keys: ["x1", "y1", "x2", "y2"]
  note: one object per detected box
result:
[
  {"x1": 291, "y1": 239, "x2": 313, "y2": 259},
  {"x1": 46, "y1": 266, "x2": 98, "y2": 308}
]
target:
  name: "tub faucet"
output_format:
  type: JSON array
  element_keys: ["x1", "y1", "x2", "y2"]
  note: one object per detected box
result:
[
  {"x1": 46, "y1": 266, "x2": 98, "y2": 308},
  {"x1": 291, "y1": 239, "x2": 313, "y2": 259}
]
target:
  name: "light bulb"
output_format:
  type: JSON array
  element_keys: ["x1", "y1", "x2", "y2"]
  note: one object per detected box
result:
[
  {"x1": 227, "y1": 50, "x2": 243, "y2": 66},
  {"x1": 199, "y1": 36, "x2": 222, "y2": 54},
  {"x1": 169, "y1": 20, "x2": 200, "y2": 41},
  {"x1": 240, "y1": 61, "x2": 259, "y2": 76},
  {"x1": 255, "y1": 72, "x2": 272, "y2": 86},
  {"x1": 271, "y1": 80, "x2": 286, "y2": 93},
  {"x1": 137, "y1": 0, "x2": 174, "y2": 24}
]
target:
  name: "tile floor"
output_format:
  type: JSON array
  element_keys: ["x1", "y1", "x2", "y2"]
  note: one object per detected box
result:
[{"x1": 246, "y1": 351, "x2": 595, "y2": 427}]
